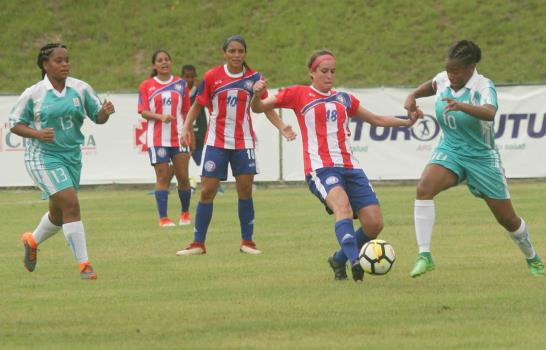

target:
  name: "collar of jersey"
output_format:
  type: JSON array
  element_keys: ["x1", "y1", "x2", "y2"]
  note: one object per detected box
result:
[
  {"x1": 153, "y1": 75, "x2": 174, "y2": 85},
  {"x1": 309, "y1": 84, "x2": 332, "y2": 96},
  {"x1": 43, "y1": 75, "x2": 68, "y2": 97},
  {"x1": 223, "y1": 64, "x2": 245, "y2": 78}
]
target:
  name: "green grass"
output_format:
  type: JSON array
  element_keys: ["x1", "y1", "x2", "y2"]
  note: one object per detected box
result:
[
  {"x1": 1, "y1": 0, "x2": 546, "y2": 94},
  {"x1": 1, "y1": 183, "x2": 546, "y2": 349}
]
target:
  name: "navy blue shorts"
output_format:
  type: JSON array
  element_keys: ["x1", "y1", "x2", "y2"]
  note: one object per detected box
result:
[
  {"x1": 192, "y1": 148, "x2": 203, "y2": 166},
  {"x1": 201, "y1": 145, "x2": 258, "y2": 180},
  {"x1": 148, "y1": 146, "x2": 189, "y2": 165},
  {"x1": 306, "y1": 167, "x2": 379, "y2": 215}
]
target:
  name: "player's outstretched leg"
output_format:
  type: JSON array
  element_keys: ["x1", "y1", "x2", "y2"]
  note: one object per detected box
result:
[
  {"x1": 410, "y1": 252, "x2": 435, "y2": 278},
  {"x1": 526, "y1": 255, "x2": 545, "y2": 276},
  {"x1": 21, "y1": 232, "x2": 38, "y2": 272},
  {"x1": 327, "y1": 253, "x2": 348, "y2": 280}
]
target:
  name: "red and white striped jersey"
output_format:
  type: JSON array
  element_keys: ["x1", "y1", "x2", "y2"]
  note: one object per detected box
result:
[
  {"x1": 275, "y1": 85, "x2": 361, "y2": 175},
  {"x1": 196, "y1": 65, "x2": 267, "y2": 149},
  {"x1": 138, "y1": 76, "x2": 190, "y2": 147}
]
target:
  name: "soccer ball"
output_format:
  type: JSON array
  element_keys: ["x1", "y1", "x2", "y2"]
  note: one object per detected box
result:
[{"x1": 359, "y1": 239, "x2": 396, "y2": 275}]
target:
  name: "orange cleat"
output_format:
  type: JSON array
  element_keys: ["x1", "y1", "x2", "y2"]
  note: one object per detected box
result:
[
  {"x1": 21, "y1": 232, "x2": 38, "y2": 272},
  {"x1": 79, "y1": 261, "x2": 97, "y2": 280},
  {"x1": 159, "y1": 217, "x2": 176, "y2": 227},
  {"x1": 179, "y1": 212, "x2": 191, "y2": 226}
]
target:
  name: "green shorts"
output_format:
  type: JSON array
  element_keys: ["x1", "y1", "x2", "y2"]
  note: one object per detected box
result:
[
  {"x1": 25, "y1": 157, "x2": 82, "y2": 199},
  {"x1": 429, "y1": 144, "x2": 510, "y2": 199}
]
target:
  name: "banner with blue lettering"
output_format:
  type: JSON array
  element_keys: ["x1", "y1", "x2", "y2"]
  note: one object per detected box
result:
[{"x1": 1, "y1": 85, "x2": 545, "y2": 186}]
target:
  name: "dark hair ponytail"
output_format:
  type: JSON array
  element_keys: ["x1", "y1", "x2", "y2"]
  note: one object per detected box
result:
[
  {"x1": 37, "y1": 43, "x2": 67, "y2": 78},
  {"x1": 448, "y1": 40, "x2": 481, "y2": 66},
  {"x1": 222, "y1": 35, "x2": 250, "y2": 70},
  {"x1": 150, "y1": 49, "x2": 171, "y2": 77}
]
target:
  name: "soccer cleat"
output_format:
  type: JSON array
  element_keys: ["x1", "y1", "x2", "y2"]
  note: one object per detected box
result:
[
  {"x1": 179, "y1": 212, "x2": 191, "y2": 226},
  {"x1": 526, "y1": 255, "x2": 545, "y2": 276},
  {"x1": 176, "y1": 241, "x2": 206, "y2": 256},
  {"x1": 240, "y1": 240, "x2": 262, "y2": 254},
  {"x1": 410, "y1": 253, "x2": 435, "y2": 278},
  {"x1": 79, "y1": 261, "x2": 97, "y2": 280},
  {"x1": 351, "y1": 262, "x2": 364, "y2": 282},
  {"x1": 328, "y1": 255, "x2": 348, "y2": 280},
  {"x1": 21, "y1": 232, "x2": 38, "y2": 272},
  {"x1": 159, "y1": 217, "x2": 176, "y2": 227}
]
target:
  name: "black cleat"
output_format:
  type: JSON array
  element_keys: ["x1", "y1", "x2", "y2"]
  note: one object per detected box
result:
[
  {"x1": 351, "y1": 262, "x2": 364, "y2": 282},
  {"x1": 328, "y1": 255, "x2": 348, "y2": 280}
]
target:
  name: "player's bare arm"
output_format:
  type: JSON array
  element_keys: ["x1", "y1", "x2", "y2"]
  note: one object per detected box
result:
[{"x1": 442, "y1": 98, "x2": 496, "y2": 121}]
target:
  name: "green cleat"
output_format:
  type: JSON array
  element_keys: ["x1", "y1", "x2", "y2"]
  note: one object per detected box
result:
[
  {"x1": 410, "y1": 253, "x2": 435, "y2": 278},
  {"x1": 526, "y1": 255, "x2": 545, "y2": 276}
]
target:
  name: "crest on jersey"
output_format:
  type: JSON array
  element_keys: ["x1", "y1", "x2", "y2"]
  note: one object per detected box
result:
[
  {"x1": 174, "y1": 83, "x2": 182, "y2": 91},
  {"x1": 325, "y1": 176, "x2": 339, "y2": 185},
  {"x1": 244, "y1": 80, "x2": 254, "y2": 92},
  {"x1": 73, "y1": 98, "x2": 81, "y2": 107},
  {"x1": 157, "y1": 147, "x2": 167, "y2": 158},
  {"x1": 204, "y1": 160, "x2": 216, "y2": 172},
  {"x1": 336, "y1": 94, "x2": 346, "y2": 105}
]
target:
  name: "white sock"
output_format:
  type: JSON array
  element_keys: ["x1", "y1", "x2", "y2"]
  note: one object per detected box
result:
[
  {"x1": 32, "y1": 212, "x2": 61, "y2": 244},
  {"x1": 62, "y1": 221, "x2": 89, "y2": 263},
  {"x1": 508, "y1": 219, "x2": 536, "y2": 259},
  {"x1": 415, "y1": 200, "x2": 435, "y2": 253}
]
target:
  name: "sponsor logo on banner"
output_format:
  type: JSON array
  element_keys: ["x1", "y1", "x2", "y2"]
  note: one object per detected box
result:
[
  {"x1": 134, "y1": 120, "x2": 148, "y2": 153},
  {"x1": 1, "y1": 122, "x2": 96, "y2": 153}
]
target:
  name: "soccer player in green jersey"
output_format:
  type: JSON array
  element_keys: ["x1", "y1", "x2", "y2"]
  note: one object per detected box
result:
[
  {"x1": 9, "y1": 43, "x2": 116, "y2": 280},
  {"x1": 404, "y1": 40, "x2": 544, "y2": 277}
]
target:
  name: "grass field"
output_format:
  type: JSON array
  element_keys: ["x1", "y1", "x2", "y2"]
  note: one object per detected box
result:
[
  {"x1": 1, "y1": 182, "x2": 545, "y2": 349},
  {"x1": 1, "y1": 0, "x2": 546, "y2": 94}
]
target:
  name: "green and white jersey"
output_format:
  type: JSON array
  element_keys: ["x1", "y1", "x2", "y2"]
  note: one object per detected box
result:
[
  {"x1": 433, "y1": 69, "x2": 498, "y2": 157},
  {"x1": 8, "y1": 75, "x2": 103, "y2": 165}
]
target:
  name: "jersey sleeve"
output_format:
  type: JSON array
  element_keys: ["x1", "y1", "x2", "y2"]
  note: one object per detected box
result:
[
  {"x1": 82, "y1": 82, "x2": 103, "y2": 123},
  {"x1": 195, "y1": 73, "x2": 211, "y2": 107},
  {"x1": 478, "y1": 80, "x2": 498, "y2": 109},
  {"x1": 347, "y1": 94, "x2": 361, "y2": 116},
  {"x1": 431, "y1": 71, "x2": 447, "y2": 93},
  {"x1": 8, "y1": 88, "x2": 34, "y2": 128},
  {"x1": 182, "y1": 86, "x2": 191, "y2": 114},
  {"x1": 274, "y1": 86, "x2": 298, "y2": 109},
  {"x1": 138, "y1": 81, "x2": 150, "y2": 113}
]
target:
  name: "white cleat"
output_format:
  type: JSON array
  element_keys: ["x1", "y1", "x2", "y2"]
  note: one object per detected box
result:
[
  {"x1": 176, "y1": 242, "x2": 206, "y2": 256},
  {"x1": 240, "y1": 240, "x2": 262, "y2": 255}
]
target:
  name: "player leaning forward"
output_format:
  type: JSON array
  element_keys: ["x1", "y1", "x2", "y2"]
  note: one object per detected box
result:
[
  {"x1": 252, "y1": 50, "x2": 421, "y2": 281},
  {"x1": 9, "y1": 43, "x2": 116, "y2": 280},
  {"x1": 405, "y1": 40, "x2": 545, "y2": 277}
]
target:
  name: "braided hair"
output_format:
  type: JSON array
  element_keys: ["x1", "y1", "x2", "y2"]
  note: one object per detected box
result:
[
  {"x1": 447, "y1": 40, "x2": 481, "y2": 66},
  {"x1": 37, "y1": 43, "x2": 67, "y2": 78}
]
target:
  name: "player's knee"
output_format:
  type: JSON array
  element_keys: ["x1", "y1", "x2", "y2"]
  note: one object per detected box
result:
[
  {"x1": 499, "y1": 215, "x2": 521, "y2": 232},
  {"x1": 416, "y1": 181, "x2": 435, "y2": 199},
  {"x1": 365, "y1": 220, "x2": 383, "y2": 238}
]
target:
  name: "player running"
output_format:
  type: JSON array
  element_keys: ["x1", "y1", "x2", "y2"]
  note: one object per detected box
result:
[
  {"x1": 176, "y1": 35, "x2": 296, "y2": 256},
  {"x1": 10, "y1": 43, "x2": 116, "y2": 280},
  {"x1": 138, "y1": 50, "x2": 193, "y2": 227},
  {"x1": 251, "y1": 50, "x2": 421, "y2": 281},
  {"x1": 405, "y1": 40, "x2": 545, "y2": 277}
]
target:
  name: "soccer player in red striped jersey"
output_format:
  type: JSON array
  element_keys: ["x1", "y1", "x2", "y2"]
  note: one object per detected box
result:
[
  {"x1": 252, "y1": 50, "x2": 421, "y2": 281},
  {"x1": 138, "y1": 50, "x2": 193, "y2": 227},
  {"x1": 176, "y1": 35, "x2": 295, "y2": 256}
]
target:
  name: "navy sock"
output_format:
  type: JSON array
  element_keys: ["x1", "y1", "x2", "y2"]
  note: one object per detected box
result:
[
  {"x1": 178, "y1": 189, "x2": 191, "y2": 212},
  {"x1": 154, "y1": 190, "x2": 169, "y2": 218},
  {"x1": 238, "y1": 199, "x2": 254, "y2": 241},
  {"x1": 355, "y1": 226, "x2": 372, "y2": 250},
  {"x1": 194, "y1": 202, "x2": 213, "y2": 242},
  {"x1": 334, "y1": 219, "x2": 358, "y2": 264}
]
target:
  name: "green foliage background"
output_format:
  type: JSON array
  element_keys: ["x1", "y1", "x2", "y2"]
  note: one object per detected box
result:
[{"x1": 1, "y1": 0, "x2": 545, "y2": 93}]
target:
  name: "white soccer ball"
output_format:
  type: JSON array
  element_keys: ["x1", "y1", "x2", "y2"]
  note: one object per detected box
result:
[{"x1": 358, "y1": 239, "x2": 396, "y2": 275}]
